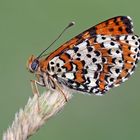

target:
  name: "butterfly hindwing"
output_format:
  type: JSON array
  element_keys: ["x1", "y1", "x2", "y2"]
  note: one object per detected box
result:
[{"x1": 48, "y1": 33, "x2": 140, "y2": 95}]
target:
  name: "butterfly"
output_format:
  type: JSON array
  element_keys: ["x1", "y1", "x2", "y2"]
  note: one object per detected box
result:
[{"x1": 27, "y1": 16, "x2": 140, "y2": 100}]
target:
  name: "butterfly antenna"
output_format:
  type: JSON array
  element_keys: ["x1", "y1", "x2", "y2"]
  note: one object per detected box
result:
[{"x1": 37, "y1": 21, "x2": 75, "y2": 59}]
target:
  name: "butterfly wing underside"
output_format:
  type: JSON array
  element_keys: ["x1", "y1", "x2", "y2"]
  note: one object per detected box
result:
[{"x1": 46, "y1": 16, "x2": 140, "y2": 95}]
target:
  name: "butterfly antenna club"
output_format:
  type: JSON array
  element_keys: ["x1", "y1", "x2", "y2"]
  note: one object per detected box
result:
[{"x1": 37, "y1": 21, "x2": 75, "y2": 59}]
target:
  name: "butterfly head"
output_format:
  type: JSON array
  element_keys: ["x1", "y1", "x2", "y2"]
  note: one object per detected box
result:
[{"x1": 27, "y1": 55, "x2": 40, "y2": 73}]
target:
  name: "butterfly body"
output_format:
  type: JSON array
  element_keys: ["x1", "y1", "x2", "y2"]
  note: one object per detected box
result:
[{"x1": 27, "y1": 16, "x2": 140, "y2": 96}]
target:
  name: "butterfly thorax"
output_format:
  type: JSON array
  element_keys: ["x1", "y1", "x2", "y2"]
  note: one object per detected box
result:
[{"x1": 27, "y1": 55, "x2": 59, "y2": 90}]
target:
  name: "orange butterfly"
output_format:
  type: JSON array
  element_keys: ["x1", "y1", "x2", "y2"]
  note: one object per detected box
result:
[{"x1": 27, "y1": 16, "x2": 140, "y2": 100}]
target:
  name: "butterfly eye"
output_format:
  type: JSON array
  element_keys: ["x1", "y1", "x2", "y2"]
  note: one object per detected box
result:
[{"x1": 31, "y1": 59, "x2": 39, "y2": 72}]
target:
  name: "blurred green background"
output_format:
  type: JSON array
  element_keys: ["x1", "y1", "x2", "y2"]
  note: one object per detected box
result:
[{"x1": 0, "y1": 0, "x2": 140, "y2": 139}]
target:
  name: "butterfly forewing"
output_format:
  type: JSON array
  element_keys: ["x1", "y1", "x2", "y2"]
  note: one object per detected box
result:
[
  {"x1": 43, "y1": 16, "x2": 140, "y2": 95},
  {"x1": 45, "y1": 16, "x2": 134, "y2": 64}
]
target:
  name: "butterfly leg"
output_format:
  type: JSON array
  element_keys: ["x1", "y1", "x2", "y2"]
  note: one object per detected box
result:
[
  {"x1": 45, "y1": 75, "x2": 68, "y2": 102},
  {"x1": 30, "y1": 80, "x2": 41, "y2": 96},
  {"x1": 55, "y1": 83, "x2": 68, "y2": 102},
  {"x1": 30, "y1": 80, "x2": 44, "y2": 111}
]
